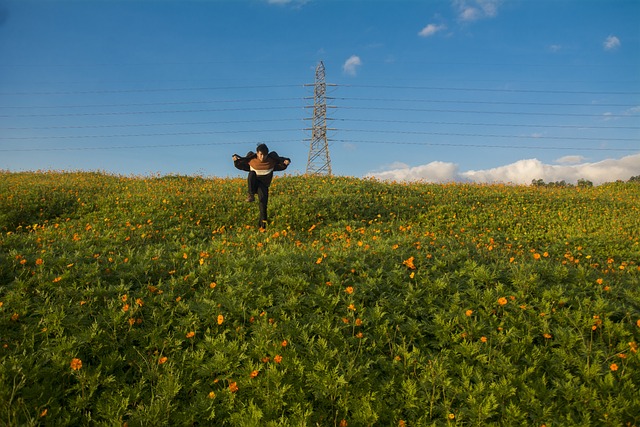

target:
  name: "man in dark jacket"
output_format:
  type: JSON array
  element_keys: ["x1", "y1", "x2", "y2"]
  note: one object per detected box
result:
[{"x1": 232, "y1": 144, "x2": 291, "y2": 229}]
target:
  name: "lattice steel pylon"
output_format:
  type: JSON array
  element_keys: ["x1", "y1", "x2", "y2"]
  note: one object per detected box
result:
[{"x1": 305, "y1": 61, "x2": 334, "y2": 175}]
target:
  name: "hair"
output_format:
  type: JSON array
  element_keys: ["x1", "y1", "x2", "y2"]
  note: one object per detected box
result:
[{"x1": 256, "y1": 144, "x2": 269, "y2": 155}]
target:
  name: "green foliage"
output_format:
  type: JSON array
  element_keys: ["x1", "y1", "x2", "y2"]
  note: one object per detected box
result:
[{"x1": 1, "y1": 171, "x2": 639, "y2": 425}]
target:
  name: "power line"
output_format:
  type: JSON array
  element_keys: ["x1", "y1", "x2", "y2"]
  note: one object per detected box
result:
[
  {"x1": 0, "y1": 106, "x2": 303, "y2": 118},
  {"x1": 335, "y1": 97, "x2": 638, "y2": 108},
  {"x1": 334, "y1": 139, "x2": 638, "y2": 152},
  {"x1": 0, "y1": 139, "x2": 300, "y2": 152},
  {"x1": 337, "y1": 129, "x2": 638, "y2": 142},
  {"x1": 0, "y1": 98, "x2": 303, "y2": 110},
  {"x1": 341, "y1": 84, "x2": 640, "y2": 96},
  {"x1": 339, "y1": 106, "x2": 635, "y2": 118},
  {"x1": 0, "y1": 84, "x2": 303, "y2": 96},
  {"x1": 340, "y1": 118, "x2": 640, "y2": 130},
  {"x1": 1, "y1": 128, "x2": 302, "y2": 140}
]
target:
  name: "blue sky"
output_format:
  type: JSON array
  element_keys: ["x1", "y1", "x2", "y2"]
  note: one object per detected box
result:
[{"x1": 1, "y1": 0, "x2": 638, "y2": 184}]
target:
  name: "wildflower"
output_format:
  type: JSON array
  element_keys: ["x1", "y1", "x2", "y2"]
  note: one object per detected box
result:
[
  {"x1": 610, "y1": 363, "x2": 618, "y2": 371},
  {"x1": 355, "y1": 318, "x2": 363, "y2": 326},
  {"x1": 274, "y1": 355, "x2": 283, "y2": 364},
  {"x1": 533, "y1": 253, "x2": 541, "y2": 260},
  {"x1": 480, "y1": 336, "x2": 488, "y2": 343},
  {"x1": 158, "y1": 356, "x2": 168, "y2": 365},
  {"x1": 498, "y1": 297, "x2": 508, "y2": 306},
  {"x1": 342, "y1": 317, "x2": 350, "y2": 324},
  {"x1": 637, "y1": 319, "x2": 640, "y2": 328},
  {"x1": 70, "y1": 358, "x2": 82, "y2": 371},
  {"x1": 209, "y1": 282, "x2": 217, "y2": 289},
  {"x1": 281, "y1": 340, "x2": 288, "y2": 347},
  {"x1": 208, "y1": 391, "x2": 216, "y2": 399},
  {"x1": 403, "y1": 256, "x2": 416, "y2": 270},
  {"x1": 35, "y1": 258, "x2": 44, "y2": 266},
  {"x1": 229, "y1": 381, "x2": 238, "y2": 393},
  {"x1": 186, "y1": 331, "x2": 195, "y2": 339},
  {"x1": 345, "y1": 286, "x2": 354, "y2": 294},
  {"x1": 596, "y1": 278, "x2": 604, "y2": 285},
  {"x1": 339, "y1": 420, "x2": 348, "y2": 427},
  {"x1": 465, "y1": 309, "x2": 473, "y2": 317},
  {"x1": 262, "y1": 356, "x2": 271, "y2": 363},
  {"x1": 135, "y1": 298, "x2": 143, "y2": 306},
  {"x1": 40, "y1": 409, "x2": 48, "y2": 417},
  {"x1": 543, "y1": 333, "x2": 552, "y2": 339},
  {"x1": 52, "y1": 277, "x2": 62, "y2": 283},
  {"x1": 11, "y1": 313, "x2": 19, "y2": 321},
  {"x1": 448, "y1": 413, "x2": 455, "y2": 420},
  {"x1": 122, "y1": 295, "x2": 127, "y2": 302},
  {"x1": 629, "y1": 342, "x2": 637, "y2": 353},
  {"x1": 250, "y1": 370, "x2": 259, "y2": 378},
  {"x1": 128, "y1": 318, "x2": 136, "y2": 326},
  {"x1": 348, "y1": 304, "x2": 356, "y2": 311},
  {"x1": 356, "y1": 332, "x2": 364, "y2": 338},
  {"x1": 399, "y1": 421, "x2": 406, "y2": 427},
  {"x1": 122, "y1": 304, "x2": 130, "y2": 312},
  {"x1": 217, "y1": 314, "x2": 224, "y2": 325}
]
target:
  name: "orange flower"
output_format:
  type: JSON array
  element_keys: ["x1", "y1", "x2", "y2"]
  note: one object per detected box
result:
[
  {"x1": 348, "y1": 304, "x2": 356, "y2": 311},
  {"x1": 637, "y1": 319, "x2": 640, "y2": 328},
  {"x1": 186, "y1": 331, "x2": 195, "y2": 339},
  {"x1": 345, "y1": 286, "x2": 354, "y2": 295},
  {"x1": 498, "y1": 297, "x2": 508, "y2": 306},
  {"x1": 610, "y1": 363, "x2": 618, "y2": 371},
  {"x1": 339, "y1": 420, "x2": 348, "y2": 427},
  {"x1": 158, "y1": 356, "x2": 168, "y2": 365},
  {"x1": 229, "y1": 381, "x2": 238, "y2": 393},
  {"x1": 448, "y1": 413, "x2": 455, "y2": 420},
  {"x1": 596, "y1": 278, "x2": 604, "y2": 285},
  {"x1": 209, "y1": 282, "x2": 217, "y2": 289},
  {"x1": 208, "y1": 391, "x2": 216, "y2": 399},
  {"x1": 403, "y1": 256, "x2": 416, "y2": 270},
  {"x1": 217, "y1": 314, "x2": 224, "y2": 325},
  {"x1": 543, "y1": 333, "x2": 552, "y2": 339},
  {"x1": 274, "y1": 355, "x2": 283, "y2": 364},
  {"x1": 122, "y1": 304, "x2": 130, "y2": 312},
  {"x1": 70, "y1": 358, "x2": 82, "y2": 371},
  {"x1": 135, "y1": 298, "x2": 143, "y2": 306},
  {"x1": 281, "y1": 340, "x2": 288, "y2": 347},
  {"x1": 250, "y1": 370, "x2": 259, "y2": 378},
  {"x1": 355, "y1": 318, "x2": 363, "y2": 326},
  {"x1": 121, "y1": 294, "x2": 128, "y2": 302},
  {"x1": 465, "y1": 309, "x2": 473, "y2": 317},
  {"x1": 35, "y1": 258, "x2": 44, "y2": 266},
  {"x1": 480, "y1": 336, "x2": 488, "y2": 343},
  {"x1": 40, "y1": 408, "x2": 48, "y2": 417},
  {"x1": 533, "y1": 253, "x2": 541, "y2": 260}
]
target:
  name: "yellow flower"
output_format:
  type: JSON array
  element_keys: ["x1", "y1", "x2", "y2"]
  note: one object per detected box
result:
[
  {"x1": 498, "y1": 297, "x2": 508, "y2": 306},
  {"x1": 217, "y1": 314, "x2": 224, "y2": 325},
  {"x1": 448, "y1": 413, "x2": 455, "y2": 419},
  {"x1": 543, "y1": 333, "x2": 552, "y2": 339},
  {"x1": 208, "y1": 391, "x2": 216, "y2": 399},
  {"x1": 70, "y1": 358, "x2": 82, "y2": 371},
  {"x1": 186, "y1": 331, "x2": 195, "y2": 339},
  {"x1": 402, "y1": 256, "x2": 416, "y2": 270},
  {"x1": 465, "y1": 309, "x2": 473, "y2": 317},
  {"x1": 229, "y1": 381, "x2": 238, "y2": 393},
  {"x1": 480, "y1": 336, "x2": 488, "y2": 343},
  {"x1": 345, "y1": 286, "x2": 354, "y2": 294},
  {"x1": 135, "y1": 298, "x2": 143, "y2": 306},
  {"x1": 348, "y1": 304, "x2": 356, "y2": 311},
  {"x1": 610, "y1": 363, "x2": 618, "y2": 371}
]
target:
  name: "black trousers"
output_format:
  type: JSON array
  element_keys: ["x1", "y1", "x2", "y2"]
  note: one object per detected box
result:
[{"x1": 248, "y1": 171, "x2": 270, "y2": 228}]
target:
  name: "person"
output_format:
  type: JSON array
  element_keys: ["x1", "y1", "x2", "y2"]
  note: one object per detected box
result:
[{"x1": 232, "y1": 144, "x2": 291, "y2": 229}]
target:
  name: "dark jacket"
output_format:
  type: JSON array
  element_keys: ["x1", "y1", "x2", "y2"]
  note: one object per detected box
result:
[{"x1": 233, "y1": 151, "x2": 291, "y2": 186}]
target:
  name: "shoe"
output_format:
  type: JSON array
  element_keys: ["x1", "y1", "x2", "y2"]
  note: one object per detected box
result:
[{"x1": 246, "y1": 194, "x2": 255, "y2": 202}]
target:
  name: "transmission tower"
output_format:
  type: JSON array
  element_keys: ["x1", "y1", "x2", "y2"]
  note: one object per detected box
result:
[{"x1": 305, "y1": 61, "x2": 334, "y2": 175}]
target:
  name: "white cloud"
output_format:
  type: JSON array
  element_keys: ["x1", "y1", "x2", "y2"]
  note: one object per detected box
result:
[
  {"x1": 266, "y1": 0, "x2": 308, "y2": 6},
  {"x1": 603, "y1": 35, "x2": 621, "y2": 51},
  {"x1": 419, "y1": 23, "x2": 447, "y2": 37},
  {"x1": 453, "y1": 0, "x2": 500, "y2": 22},
  {"x1": 549, "y1": 44, "x2": 562, "y2": 52},
  {"x1": 343, "y1": 55, "x2": 362, "y2": 76},
  {"x1": 368, "y1": 153, "x2": 640, "y2": 185},
  {"x1": 556, "y1": 155, "x2": 586, "y2": 165}
]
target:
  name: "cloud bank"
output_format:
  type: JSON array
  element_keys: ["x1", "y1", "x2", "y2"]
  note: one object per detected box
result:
[
  {"x1": 368, "y1": 153, "x2": 640, "y2": 185},
  {"x1": 419, "y1": 23, "x2": 447, "y2": 37},
  {"x1": 453, "y1": 0, "x2": 501, "y2": 22}
]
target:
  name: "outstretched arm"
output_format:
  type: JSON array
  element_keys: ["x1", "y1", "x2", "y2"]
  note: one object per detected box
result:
[
  {"x1": 232, "y1": 152, "x2": 256, "y2": 172},
  {"x1": 269, "y1": 151, "x2": 291, "y2": 171}
]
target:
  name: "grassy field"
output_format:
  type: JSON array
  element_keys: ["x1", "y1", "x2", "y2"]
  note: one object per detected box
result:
[{"x1": 1, "y1": 171, "x2": 639, "y2": 426}]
